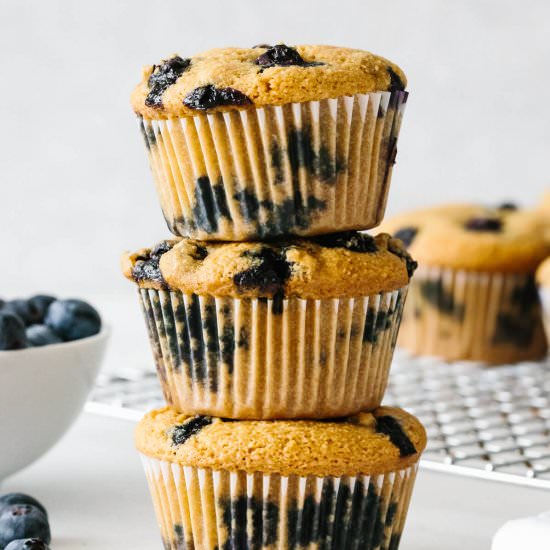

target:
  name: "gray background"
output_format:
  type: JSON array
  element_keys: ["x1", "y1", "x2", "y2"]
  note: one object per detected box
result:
[{"x1": 1, "y1": 0, "x2": 549, "y2": 297}]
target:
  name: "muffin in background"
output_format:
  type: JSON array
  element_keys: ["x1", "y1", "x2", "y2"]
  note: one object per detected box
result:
[
  {"x1": 539, "y1": 190, "x2": 550, "y2": 213},
  {"x1": 380, "y1": 203, "x2": 550, "y2": 364},
  {"x1": 121, "y1": 232, "x2": 416, "y2": 419},
  {"x1": 132, "y1": 44, "x2": 408, "y2": 240},
  {"x1": 137, "y1": 406, "x2": 426, "y2": 550},
  {"x1": 537, "y1": 257, "x2": 550, "y2": 344}
]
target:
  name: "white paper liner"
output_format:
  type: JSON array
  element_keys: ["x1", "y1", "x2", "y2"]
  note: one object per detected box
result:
[
  {"x1": 399, "y1": 267, "x2": 547, "y2": 364},
  {"x1": 140, "y1": 455, "x2": 418, "y2": 550},
  {"x1": 139, "y1": 90, "x2": 408, "y2": 240},
  {"x1": 138, "y1": 287, "x2": 408, "y2": 419}
]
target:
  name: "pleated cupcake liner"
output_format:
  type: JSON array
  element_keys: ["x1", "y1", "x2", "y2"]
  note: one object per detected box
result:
[
  {"x1": 138, "y1": 90, "x2": 408, "y2": 241},
  {"x1": 540, "y1": 288, "x2": 550, "y2": 344},
  {"x1": 138, "y1": 286, "x2": 407, "y2": 419},
  {"x1": 141, "y1": 456, "x2": 418, "y2": 550},
  {"x1": 398, "y1": 266, "x2": 548, "y2": 364}
]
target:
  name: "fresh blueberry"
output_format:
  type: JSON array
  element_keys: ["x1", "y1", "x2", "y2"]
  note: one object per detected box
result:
[
  {"x1": 0, "y1": 495, "x2": 47, "y2": 518},
  {"x1": 26, "y1": 325, "x2": 63, "y2": 347},
  {"x1": 27, "y1": 296, "x2": 56, "y2": 324},
  {"x1": 0, "y1": 505, "x2": 51, "y2": 548},
  {"x1": 44, "y1": 299, "x2": 101, "y2": 341},
  {"x1": 2, "y1": 301, "x2": 36, "y2": 326},
  {"x1": 5, "y1": 539, "x2": 50, "y2": 550},
  {"x1": 0, "y1": 313, "x2": 29, "y2": 350},
  {"x1": 2, "y1": 296, "x2": 54, "y2": 326}
]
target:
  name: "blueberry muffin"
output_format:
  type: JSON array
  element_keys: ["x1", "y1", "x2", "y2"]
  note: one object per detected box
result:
[
  {"x1": 539, "y1": 190, "x2": 550, "y2": 213},
  {"x1": 132, "y1": 44, "x2": 409, "y2": 240},
  {"x1": 136, "y1": 406, "x2": 426, "y2": 550},
  {"x1": 536, "y1": 257, "x2": 550, "y2": 344},
  {"x1": 380, "y1": 203, "x2": 550, "y2": 364},
  {"x1": 122, "y1": 232, "x2": 417, "y2": 419}
]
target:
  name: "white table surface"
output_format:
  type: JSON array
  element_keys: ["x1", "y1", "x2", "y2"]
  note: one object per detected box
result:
[{"x1": 1, "y1": 412, "x2": 549, "y2": 549}]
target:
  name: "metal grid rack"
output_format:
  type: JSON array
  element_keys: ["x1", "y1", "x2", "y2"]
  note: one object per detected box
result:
[{"x1": 87, "y1": 352, "x2": 550, "y2": 490}]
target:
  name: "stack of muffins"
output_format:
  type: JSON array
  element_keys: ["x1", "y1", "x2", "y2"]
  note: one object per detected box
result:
[{"x1": 123, "y1": 44, "x2": 426, "y2": 549}]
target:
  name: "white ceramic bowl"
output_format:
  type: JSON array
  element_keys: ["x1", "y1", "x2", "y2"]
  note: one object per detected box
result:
[{"x1": 0, "y1": 328, "x2": 109, "y2": 481}]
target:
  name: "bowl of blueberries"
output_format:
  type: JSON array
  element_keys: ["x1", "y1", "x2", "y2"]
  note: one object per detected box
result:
[{"x1": 0, "y1": 295, "x2": 108, "y2": 482}]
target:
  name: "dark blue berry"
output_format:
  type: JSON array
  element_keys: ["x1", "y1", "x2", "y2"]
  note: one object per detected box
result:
[
  {"x1": 27, "y1": 296, "x2": 56, "y2": 324},
  {"x1": 171, "y1": 416, "x2": 213, "y2": 446},
  {"x1": 5, "y1": 539, "x2": 50, "y2": 550},
  {"x1": 183, "y1": 85, "x2": 252, "y2": 111},
  {"x1": 145, "y1": 56, "x2": 191, "y2": 108},
  {"x1": 0, "y1": 313, "x2": 29, "y2": 350},
  {"x1": 387, "y1": 67, "x2": 405, "y2": 91},
  {"x1": 26, "y1": 325, "x2": 63, "y2": 347},
  {"x1": 2, "y1": 301, "x2": 38, "y2": 326},
  {"x1": 464, "y1": 217, "x2": 502, "y2": 232},
  {"x1": 497, "y1": 202, "x2": 517, "y2": 211},
  {"x1": 233, "y1": 248, "x2": 292, "y2": 296},
  {"x1": 132, "y1": 240, "x2": 174, "y2": 288},
  {"x1": 44, "y1": 299, "x2": 101, "y2": 341},
  {"x1": 394, "y1": 226, "x2": 418, "y2": 247},
  {"x1": 311, "y1": 231, "x2": 378, "y2": 253},
  {"x1": 255, "y1": 44, "x2": 323, "y2": 69},
  {"x1": 0, "y1": 495, "x2": 47, "y2": 518},
  {"x1": 0, "y1": 505, "x2": 50, "y2": 548},
  {"x1": 375, "y1": 415, "x2": 417, "y2": 457}
]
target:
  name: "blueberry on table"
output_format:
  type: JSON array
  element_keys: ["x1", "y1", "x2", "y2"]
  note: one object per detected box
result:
[
  {"x1": 0, "y1": 313, "x2": 29, "y2": 350},
  {"x1": 44, "y1": 299, "x2": 101, "y2": 341},
  {"x1": 0, "y1": 505, "x2": 50, "y2": 548},
  {"x1": 26, "y1": 325, "x2": 63, "y2": 347},
  {"x1": 0, "y1": 495, "x2": 47, "y2": 518},
  {"x1": 5, "y1": 539, "x2": 50, "y2": 550}
]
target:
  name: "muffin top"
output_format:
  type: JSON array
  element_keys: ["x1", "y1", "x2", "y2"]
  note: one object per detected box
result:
[
  {"x1": 136, "y1": 406, "x2": 426, "y2": 477},
  {"x1": 379, "y1": 203, "x2": 550, "y2": 273},
  {"x1": 131, "y1": 44, "x2": 407, "y2": 119},
  {"x1": 121, "y1": 232, "x2": 416, "y2": 299},
  {"x1": 537, "y1": 257, "x2": 550, "y2": 287}
]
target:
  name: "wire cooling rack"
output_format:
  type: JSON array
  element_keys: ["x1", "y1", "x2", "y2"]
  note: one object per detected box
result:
[{"x1": 86, "y1": 351, "x2": 550, "y2": 489}]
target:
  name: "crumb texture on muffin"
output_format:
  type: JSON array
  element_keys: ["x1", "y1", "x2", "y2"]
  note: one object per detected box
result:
[
  {"x1": 131, "y1": 44, "x2": 407, "y2": 118},
  {"x1": 121, "y1": 232, "x2": 416, "y2": 298},
  {"x1": 380, "y1": 203, "x2": 550, "y2": 273},
  {"x1": 135, "y1": 406, "x2": 426, "y2": 477}
]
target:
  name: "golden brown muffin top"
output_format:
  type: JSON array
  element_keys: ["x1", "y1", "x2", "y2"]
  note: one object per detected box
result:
[
  {"x1": 121, "y1": 232, "x2": 416, "y2": 299},
  {"x1": 379, "y1": 203, "x2": 550, "y2": 273},
  {"x1": 537, "y1": 257, "x2": 550, "y2": 287},
  {"x1": 131, "y1": 44, "x2": 407, "y2": 119},
  {"x1": 135, "y1": 406, "x2": 426, "y2": 477}
]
